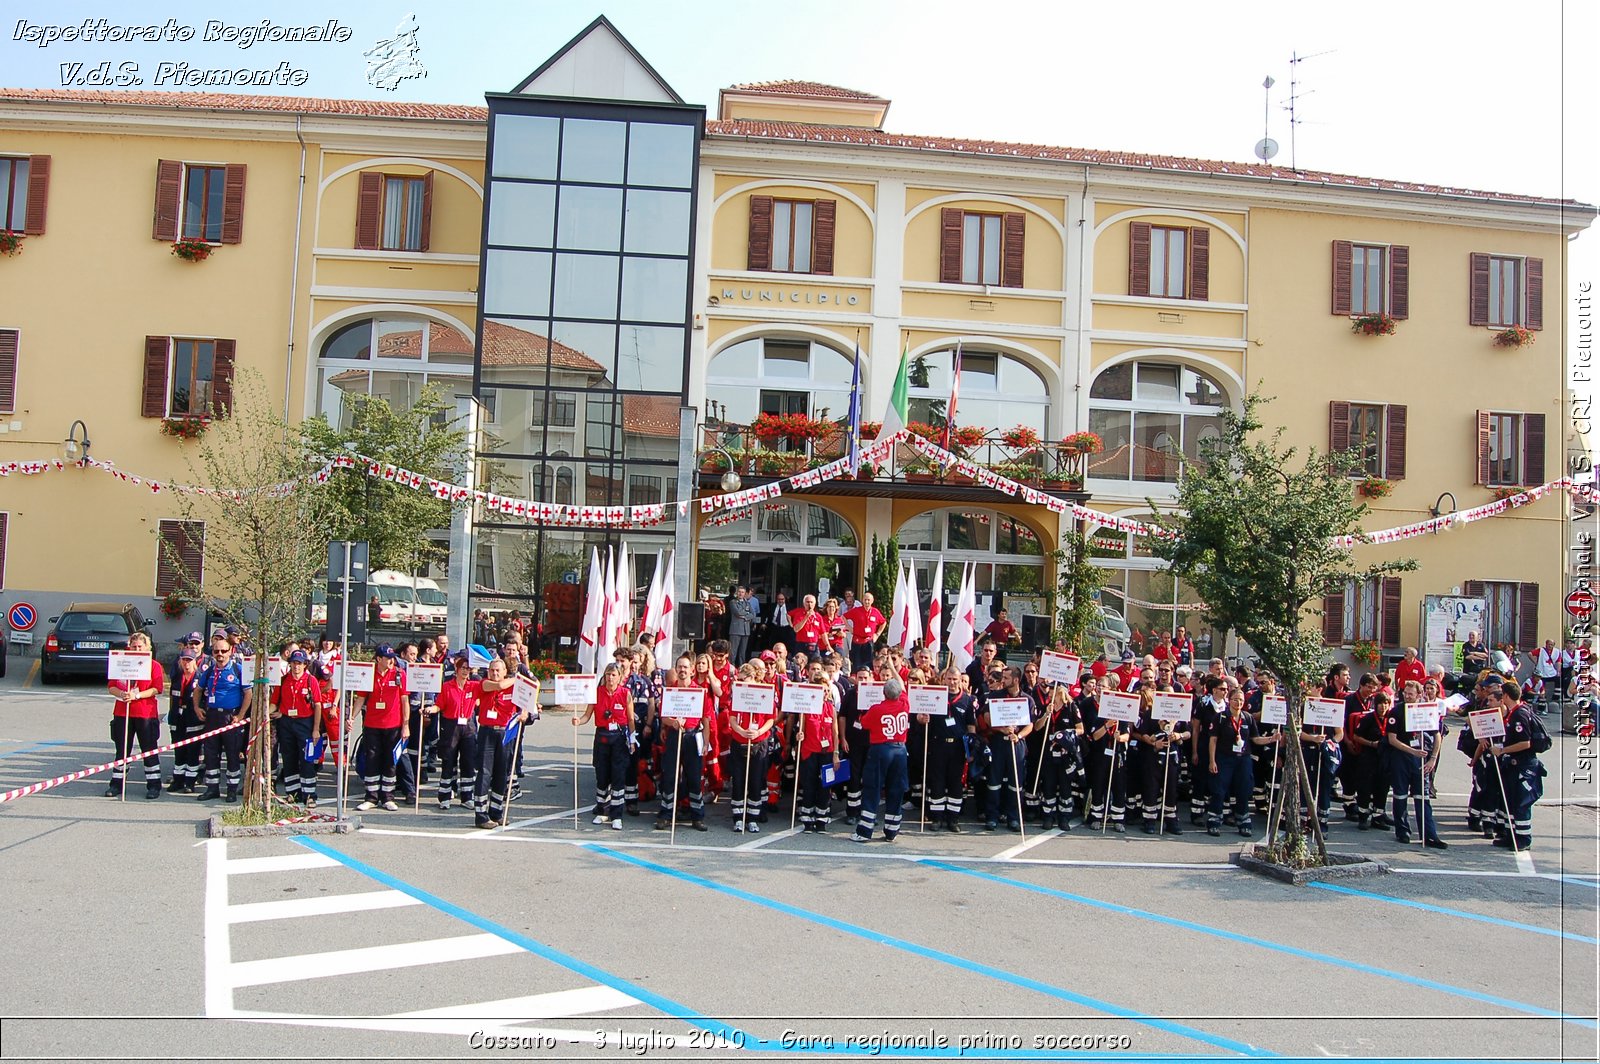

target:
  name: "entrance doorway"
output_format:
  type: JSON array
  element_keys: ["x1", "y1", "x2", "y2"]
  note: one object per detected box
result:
[{"x1": 696, "y1": 549, "x2": 859, "y2": 607}]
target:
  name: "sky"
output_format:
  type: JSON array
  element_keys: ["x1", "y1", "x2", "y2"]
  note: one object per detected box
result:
[{"x1": 5, "y1": 0, "x2": 1596, "y2": 348}]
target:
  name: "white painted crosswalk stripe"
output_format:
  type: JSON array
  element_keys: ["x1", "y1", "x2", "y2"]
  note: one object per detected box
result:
[
  {"x1": 226, "y1": 889, "x2": 421, "y2": 923},
  {"x1": 225, "y1": 933, "x2": 522, "y2": 987},
  {"x1": 224, "y1": 852, "x2": 339, "y2": 875},
  {"x1": 394, "y1": 986, "x2": 638, "y2": 1020}
]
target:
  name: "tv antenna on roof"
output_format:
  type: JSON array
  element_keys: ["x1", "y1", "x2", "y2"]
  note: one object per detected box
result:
[
  {"x1": 1254, "y1": 75, "x2": 1278, "y2": 162},
  {"x1": 1283, "y1": 49, "x2": 1334, "y2": 172}
]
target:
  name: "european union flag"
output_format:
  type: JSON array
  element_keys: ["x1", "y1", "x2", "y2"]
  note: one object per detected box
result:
[{"x1": 503, "y1": 717, "x2": 521, "y2": 748}]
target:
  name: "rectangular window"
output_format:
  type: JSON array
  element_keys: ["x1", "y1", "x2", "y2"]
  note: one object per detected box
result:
[
  {"x1": 961, "y1": 213, "x2": 1002, "y2": 285},
  {"x1": 1149, "y1": 226, "x2": 1188, "y2": 298},
  {"x1": 1349, "y1": 404, "x2": 1384, "y2": 477},
  {"x1": 0, "y1": 157, "x2": 29, "y2": 232},
  {"x1": 531, "y1": 392, "x2": 577, "y2": 428},
  {"x1": 1342, "y1": 577, "x2": 1381, "y2": 642},
  {"x1": 182, "y1": 165, "x2": 225, "y2": 242},
  {"x1": 1483, "y1": 581, "x2": 1519, "y2": 647},
  {"x1": 382, "y1": 176, "x2": 426, "y2": 251},
  {"x1": 1487, "y1": 256, "x2": 1521, "y2": 327},
  {"x1": 1487, "y1": 412, "x2": 1522, "y2": 486},
  {"x1": 628, "y1": 473, "x2": 663, "y2": 505},
  {"x1": 1350, "y1": 245, "x2": 1386, "y2": 315},
  {"x1": 155, "y1": 519, "x2": 205, "y2": 598},
  {"x1": 169, "y1": 340, "x2": 216, "y2": 417},
  {"x1": 772, "y1": 200, "x2": 814, "y2": 273}
]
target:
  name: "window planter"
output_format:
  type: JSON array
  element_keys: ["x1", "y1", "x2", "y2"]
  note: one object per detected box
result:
[
  {"x1": 0, "y1": 231, "x2": 22, "y2": 256},
  {"x1": 1489, "y1": 485, "x2": 1527, "y2": 502},
  {"x1": 1356, "y1": 476, "x2": 1392, "y2": 499},
  {"x1": 1060, "y1": 431, "x2": 1104, "y2": 457},
  {"x1": 1000, "y1": 425, "x2": 1041, "y2": 450},
  {"x1": 171, "y1": 237, "x2": 214, "y2": 262},
  {"x1": 160, "y1": 591, "x2": 191, "y2": 619},
  {"x1": 1492, "y1": 325, "x2": 1535, "y2": 349},
  {"x1": 1351, "y1": 313, "x2": 1397, "y2": 337},
  {"x1": 160, "y1": 416, "x2": 211, "y2": 440},
  {"x1": 1350, "y1": 640, "x2": 1382, "y2": 668}
]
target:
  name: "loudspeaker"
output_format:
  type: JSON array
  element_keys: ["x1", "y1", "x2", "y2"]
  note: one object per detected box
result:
[
  {"x1": 1021, "y1": 614, "x2": 1051, "y2": 651},
  {"x1": 676, "y1": 602, "x2": 706, "y2": 641}
]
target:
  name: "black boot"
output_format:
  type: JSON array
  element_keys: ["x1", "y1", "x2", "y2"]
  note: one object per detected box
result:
[
  {"x1": 146, "y1": 781, "x2": 162, "y2": 800},
  {"x1": 197, "y1": 786, "x2": 220, "y2": 801},
  {"x1": 1391, "y1": 798, "x2": 1411, "y2": 844}
]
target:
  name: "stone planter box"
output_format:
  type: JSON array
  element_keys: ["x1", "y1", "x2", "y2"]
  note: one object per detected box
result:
[
  {"x1": 207, "y1": 814, "x2": 361, "y2": 838},
  {"x1": 1231, "y1": 843, "x2": 1389, "y2": 886}
]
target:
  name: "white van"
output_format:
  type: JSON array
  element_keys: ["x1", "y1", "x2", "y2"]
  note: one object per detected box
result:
[
  {"x1": 411, "y1": 576, "x2": 448, "y2": 627},
  {"x1": 369, "y1": 570, "x2": 417, "y2": 625}
]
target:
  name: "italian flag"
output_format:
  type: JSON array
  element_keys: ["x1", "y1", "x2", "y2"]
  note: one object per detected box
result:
[{"x1": 874, "y1": 337, "x2": 910, "y2": 442}]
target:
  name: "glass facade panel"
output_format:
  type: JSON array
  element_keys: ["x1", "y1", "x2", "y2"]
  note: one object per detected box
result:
[
  {"x1": 627, "y1": 122, "x2": 695, "y2": 187},
  {"x1": 552, "y1": 254, "x2": 619, "y2": 319},
  {"x1": 483, "y1": 250, "x2": 551, "y2": 317},
  {"x1": 491, "y1": 115, "x2": 559, "y2": 179},
  {"x1": 1087, "y1": 409, "x2": 1131, "y2": 478},
  {"x1": 621, "y1": 257, "x2": 689, "y2": 323},
  {"x1": 624, "y1": 189, "x2": 691, "y2": 255},
  {"x1": 616, "y1": 325, "x2": 686, "y2": 392},
  {"x1": 556, "y1": 185, "x2": 623, "y2": 251},
  {"x1": 560, "y1": 119, "x2": 626, "y2": 184},
  {"x1": 487, "y1": 181, "x2": 556, "y2": 247}
]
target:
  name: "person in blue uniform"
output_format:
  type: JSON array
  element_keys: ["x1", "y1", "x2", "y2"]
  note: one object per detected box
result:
[
  {"x1": 1083, "y1": 676, "x2": 1130, "y2": 832},
  {"x1": 920, "y1": 667, "x2": 977, "y2": 832},
  {"x1": 1135, "y1": 688, "x2": 1188, "y2": 834},
  {"x1": 1207, "y1": 688, "x2": 1257, "y2": 837},
  {"x1": 1383, "y1": 684, "x2": 1447, "y2": 848},
  {"x1": 1036, "y1": 684, "x2": 1083, "y2": 831},
  {"x1": 194, "y1": 634, "x2": 250, "y2": 803},
  {"x1": 1485, "y1": 680, "x2": 1547, "y2": 850}
]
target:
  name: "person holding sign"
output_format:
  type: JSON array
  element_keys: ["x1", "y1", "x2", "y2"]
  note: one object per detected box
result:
[
  {"x1": 434, "y1": 652, "x2": 480, "y2": 811},
  {"x1": 1207, "y1": 689, "x2": 1259, "y2": 837},
  {"x1": 1035, "y1": 684, "x2": 1083, "y2": 832},
  {"x1": 726, "y1": 666, "x2": 776, "y2": 832},
  {"x1": 981, "y1": 668, "x2": 1036, "y2": 832},
  {"x1": 840, "y1": 665, "x2": 877, "y2": 822},
  {"x1": 270, "y1": 651, "x2": 323, "y2": 806},
  {"x1": 356, "y1": 646, "x2": 409, "y2": 812},
  {"x1": 194, "y1": 634, "x2": 250, "y2": 803},
  {"x1": 574, "y1": 664, "x2": 631, "y2": 829},
  {"x1": 166, "y1": 647, "x2": 202, "y2": 794},
  {"x1": 1483, "y1": 680, "x2": 1546, "y2": 851},
  {"x1": 920, "y1": 668, "x2": 977, "y2": 833},
  {"x1": 1083, "y1": 678, "x2": 1130, "y2": 832},
  {"x1": 1384, "y1": 685, "x2": 1446, "y2": 848},
  {"x1": 106, "y1": 632, "x2": 164, "y2": 800},
  {"x1": 853, "y1": 677, "x2": 911, "y2": 842},
  {"x1": 1247, "y1": 675, "x2": 1284, "y2": 816},
  {"x1": 472, "y1": 658, "x2": 527, "y2": 829},
  {"x1": 656, "y1": 655, "x2": 711, "y2": 833},
  {"x1": 1136, "y1": 689, "x2": 1189, "y2": 834},
  {"x1": 1299, "y1": 698, "x2": 1344, "y2": 833},
  {"x1": 796, "y1": 663, "x2": 844, "y2": 833}
]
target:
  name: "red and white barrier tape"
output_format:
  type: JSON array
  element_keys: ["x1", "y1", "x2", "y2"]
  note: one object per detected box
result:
[{"x1": 0, "y1": 718, "x2": 248, "y2": 804}]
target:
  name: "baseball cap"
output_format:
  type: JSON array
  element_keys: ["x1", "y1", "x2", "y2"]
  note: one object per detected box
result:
[
  {"x1": 183, "y1": 631, "x2": 203, "y2": 643},
  {"x1": 287, "y1": 650, "x2": 309, "y2": 664},
  {"x1": 375, "y1": 643, "x2": 397, "y2": 658},
  {"x1": 179, "y1": 649, "x2": 198, "y2": 661},
  {"x1": 760, "y1": 651, "x2": 776, "y2": 662},
  {"x1": 1121, "y1": 649, "x2": 1136, "y2": 662}
]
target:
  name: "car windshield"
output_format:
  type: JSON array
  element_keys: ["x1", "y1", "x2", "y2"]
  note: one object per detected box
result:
[
  {"x1": 376, "y1": 587, "x2": 410, "y2": 604},
  {"x1": 58, "y1": 613, "x2": 129, "y2": 635},
  {"x1": 416, "y1": 589, "x2": 446, "y2": 606}
]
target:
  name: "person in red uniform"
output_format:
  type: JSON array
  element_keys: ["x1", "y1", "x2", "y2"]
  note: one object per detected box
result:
[
  {"x1": 107, "y1": 631, "x2": 167, "y2": 800},
  {"x1": 728, "y1": 662, "x2": 779, "y2": 833},
  {"x1": 983, "y1": 608, "x2": 1018, "y2": 648},
  {"x1": 844, "y1": 592, "x2": 885, "y2": 674},
  {"x1": 789, "y1": 594, "x2": 830, "y2": 659},
  {"x1": 574, "y1": 663, "x2": 631, "y2": 828},
  {"x1": 853, "y1": 677, "x2": 911, "y2": 842},
  {"x1": 656, "y1": 654, "x2": 710, "y2": 831},
  {"x1": 357, "y1": 644, "x2": 408, "y2": 812},
  {"x1": 434, "y1": 651, "x2": 479, "y2": 811},
  {"x1": 270, "y1": 650, "x2": 324, "y2": 805},
  {"x1": 708, "y1": 639, "x2": 737, "y2": 792},
  {"x1": 1394, "y1": 647, "x2": 1427, "y2": 689},
  {"x1": 473, "y1": 657, "x2": 534, "y2": 828}
]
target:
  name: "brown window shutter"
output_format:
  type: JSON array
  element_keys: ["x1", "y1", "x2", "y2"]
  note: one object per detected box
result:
[
  {"x1": 1474, "y1": 410, "x2": 1492, "y2": 485},
  {"x1": 1463, "y1": 580, "x2": 1486, "y2": 601},
  {"x1": 156, "y1": 520, "x2": 205, "y2": 597},
  {"x1": 1188, "y1": 226, "x2": 1209, "y2": 301},
  {"x1": 1525, "y1": 257, "x2": 1543, "y2": 330},
  {"x1": 23, "y1": 155, "x2": 49, "y2": 235},
  {"x1": 939, "y1": 207, "x2": 963, "y2": 284},
  {"x1": 1001, "y1": 211, "x2": 1026, "y2": 288},
  {"x1": 1128, "y1": 222, "x2": 1151, "y2": 297},
  {"x1": 1330, "y1": 240, "x2": 1353, "y2": 315},
  {"x1": 1468, "y1": 253, "x2": 1490, "y2": 326},
  {"x1": 211, "y1": 339, "x2": 236, "y2": 417},
  {"x1": 1328, "y1": 400, "x2": 1351, "y2": 455},
  {"x1": 153, "y1": 160, "x2": 182, "y2": 241},
  {"x1": 1384, "y1": 405, "x2": 1407, "y2": 480},
  {"x1": 810, "y1": 199, "x2": 836, "y2": 275},
  {"x1": 1522, "y1": 412, "x2": 1545, "y2": 486},
  {"x1": 1517, "y1": 583, "x2": 1539, "y2": 650},
  {"x1": 142, "y1": 336, "x2": 170, "y2": 418},
  {"x1": 1322, "y1": 588, "x2": 1345, "y2": 645},
  {"x1": 0, "y1": 329, "x2": 16, "y2": 415},
  {"x1": 419, "y1": 171, "x2": 434, "y2": 252},
  {"x1": 355, "y1": 172, "x2": 383, "y2": 250},
  {"x1": 746, "y1": 195, "x2": 773, "y2": 271},
  {"x1": 1380, "y1": 577, "x2": 1403, "y2": 648},
  {"x1": 1388, "y1": 245, "x2": 1409, "y2": 319},
  {"x1": 218, "y1": 163, "x2": 246, "y2": 244}
]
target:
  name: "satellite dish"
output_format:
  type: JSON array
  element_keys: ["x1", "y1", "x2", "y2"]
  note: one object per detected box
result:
[{"x1": 1254, "y1": 137, "x2": 1280, "y2": 162}]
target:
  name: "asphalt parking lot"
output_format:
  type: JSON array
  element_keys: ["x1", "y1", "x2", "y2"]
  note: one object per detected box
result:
[{"x1": 1, "y1": 674, "x2": 1596, "y2": 1062}]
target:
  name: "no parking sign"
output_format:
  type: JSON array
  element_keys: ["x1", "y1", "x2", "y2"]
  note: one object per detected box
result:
[{"x1": 8, "y1": 602, "x2": 36, "y2": 632}]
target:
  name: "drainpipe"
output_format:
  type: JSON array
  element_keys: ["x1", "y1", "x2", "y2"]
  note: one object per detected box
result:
[{"x1": 283, "y1": 114, "x2": 308, "y2": 428}]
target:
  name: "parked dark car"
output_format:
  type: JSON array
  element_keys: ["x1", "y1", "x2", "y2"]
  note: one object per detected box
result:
[{"x1": 40, "y1": 603, "x2": 153, "y2": 683}]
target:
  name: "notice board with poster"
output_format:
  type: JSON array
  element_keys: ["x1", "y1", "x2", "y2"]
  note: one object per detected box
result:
[{"x1": 1422, "y1": 595, "x2": 1486, "y2": 673}]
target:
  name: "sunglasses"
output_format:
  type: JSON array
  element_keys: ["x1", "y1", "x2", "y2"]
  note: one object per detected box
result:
[{"x1": 212, "y1": 650, "x2": 230, "y2": 657}]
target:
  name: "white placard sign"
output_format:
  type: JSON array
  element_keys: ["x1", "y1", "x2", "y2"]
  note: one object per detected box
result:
[
  {"x1": 908, "y1": 684, "x2": 947, "y2": 717},
  {"x1": 511, "y1": 676, "x2": 539, "y2": 712},
  {"x1": 781, "y1": 682, "x2": 827, "y2": 716},
  {"x1": 267, "y1": 656, "x2": 285, "y2": 686},
  {"x1": 335, "y1": 661, "x2": 374, "y2": 693},
  {"x1": 554, "y1": 674, "x2": 598, "y2": 705},
  {"x1": 988, "y1": 697, "x2": 1033, "y2": 728},
  {"x1": 1469, "y1": 709, "x2": 1506, "y2": 740},
  {"x1": 857, "y1": 682, "x2": 885, "y2": 715},
  {"x1": 407, "y1": 663, "x2": 443, "y2": 695},
  {"x1": 239, "y1": 654, "x2": 255, "y2": 685},
  {"x1": 1098, "y1": 691, "x2": 1143, "y2": 724},
  {"x1": 1260, "y1": 696, "x2": 1288, "y2": 727},
  {"x1": 660, "y1": 687, "x2": 705, "y2": 720},
  {"x1": 106, "y1": 650, "x2": 152, "y2": 682},
  {"x1": 1154, "y1": 692, "x2": 1193, "y2": 723},
  {"x1": 731, "y1": 682, "x2": 775, "y2": 716},
  {"x1": 1404, "y1": 700, "x2": 1442, "y2": 733},
  {"x1": 1303, "y1": 698, "x2": 1345, "y2": 729},
  {"x1": 1038, "y1": 651, "x2": 1081, "y2": 685}
]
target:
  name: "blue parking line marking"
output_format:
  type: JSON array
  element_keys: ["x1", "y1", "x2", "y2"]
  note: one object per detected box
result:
[
  {"x1": 587, "y1": 844, "x2": 1271, "y2": 1058},
  {"x1": 0, "y1": 739, "x2": 71, "y2": 759},
  {"x1": 924, "y1": 860, "x2": 1597, "y2": 1030},
  {"x1": 1309, "y1": 882, "x2": 1599, "y2": 944}
]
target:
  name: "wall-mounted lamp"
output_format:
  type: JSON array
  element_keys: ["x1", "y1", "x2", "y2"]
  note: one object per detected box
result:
[
  {"x1": 63, "y1": 419, "x2": 91, "y2": 465},
  {"x1": 1428, "y1": 491, "x2": 1458, "y2": 532},
  {"x1": 698, "y1": 446, "x2": 741, "y2": 494}
]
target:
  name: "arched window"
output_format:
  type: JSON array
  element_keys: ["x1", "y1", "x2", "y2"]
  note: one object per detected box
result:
[
  {"x1": 905, "y1": 347, "x2": 1049, "y2": 436},
  {"x1": 1087, "y1": 519, "x2": 1223, "y2": 661},
  {"x1": 316, "y1": 315, "x2": 473, "y2": 429},
  {"x1": 1087, "y1": 361, "x2": 1225, "y2": 483},
  {"x1": 895, "y1": 508, "x2": 1047, "y2": 599},
  {"x1": 706, "y1": 337, "x2": 857, "y2": 427}
]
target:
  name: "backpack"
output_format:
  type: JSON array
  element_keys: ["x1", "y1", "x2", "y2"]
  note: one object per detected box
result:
[{"x1": 1527, "y1": 713, "x2": 1552, "y2": 755}]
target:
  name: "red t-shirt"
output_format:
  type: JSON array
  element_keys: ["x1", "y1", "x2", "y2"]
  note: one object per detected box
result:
[
  {"x1": 799, "y1": 699, "x2": 838, "y2": 756},
  {"x1": 984, "y1": 619, "x2": 1017, "y2": 643},
  {"x1": 662, "y1": 686, "x2": 707, "y2": 730},
  {"x1": 865, "y1": 695, "x2": 911, "y2": 744},
  {"x1": 1152, "y1": 644, "x2": 1174, "y2": 662},
  {"x1": 271, "y1": 671, "x2": 322, "y2": 718},
  {"x1": 593, "y1": 684, "x2": 631, "y2": 731},
  {"x1": 435, "y1": 680, "x2": 480, "y2": 722},
  {"x1": 730, "y1": 698, "x2": 777, "y2": 746},
  {"x1": 845, "y1": 606, "x2": 885, "y2": 643},
  {"x1": 476, "y1": 683, "x2": 517, "y2": 727},
  {"x1": 364, "y1": 666, "x2": 408, "y2": 729},
  {"x1": 111, "y1": 661, "x2": 166, "y2": 719},
  {"x1": 1395, "y1": 659, "x2": 1426, "y2": 687},
  {"x1": 791, "y1": 610, "x2": 829, "y2": 648}
]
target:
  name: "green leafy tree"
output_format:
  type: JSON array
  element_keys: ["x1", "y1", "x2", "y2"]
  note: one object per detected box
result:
[
  {"x1": 300, "y1": 384, "x2": 467, "y2": 574},
  {"x1": 1150, "y1": 395, "x2": 1414, "y2": 867},
  {"x1": 167, "y1": 372, "x2": 336, "y2": 820},
  {"x1": 865, "y1": 534, "x2": 900, "y2": 615},
  {"x1": 1051, "y1": 530, "x2": 1105, "y2": 655}
]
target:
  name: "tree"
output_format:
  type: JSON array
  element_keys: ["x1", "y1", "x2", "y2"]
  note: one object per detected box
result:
[
  {"x1": 300, "y1": 384, "x2": 467, "y2": 574},
  {"x1": 167, "y1": 372, "x2": 337, "y2": 819},
  {"x1": 865, "y1": 534, "x2": 900, "y2": 611},
  {"x1": 1150, "y1": 395, "x2": 1413, "y2": 866},
  {"x1": 1052, "y1": 530, "x2": 1105, "y2": 654}
]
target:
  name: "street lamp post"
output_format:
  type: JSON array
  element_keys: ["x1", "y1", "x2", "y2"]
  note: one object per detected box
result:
[{"x1": 63, "y1": 420, "x2": 91, "y2": 465}]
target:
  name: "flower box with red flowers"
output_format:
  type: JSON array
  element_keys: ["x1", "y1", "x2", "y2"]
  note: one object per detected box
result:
[
  {"x1": 1356, "y1": 476, "x2": 1392, "y2": 499},
  {"x1": 0, "y1": 231, "x2": 23, "y2": 256},
  {"x1": 1060, "y1": 431, "x2": 1104, "y2": 456},
  {"x1": 160, "y1": 415, "x2": 211, "y2": 440},
  {"x1": 171, "y1": 237, "x2": 214, "y2": 263},
  {"x1": 160, "y1": 591, "x2": 191, "y2": 619},
  {"x1": 1001, "y1": 425, "x2": 1041, "y2": 450},
  {"x1": 1492, "y1": 325, "x2": 1535, "y2": 349},
  {"x1": 1351, "y1": 313, "x2": 1398, "y2": 337},
  {"x1": 950, "y1": 425, "x2": 987, "y2": 450}
]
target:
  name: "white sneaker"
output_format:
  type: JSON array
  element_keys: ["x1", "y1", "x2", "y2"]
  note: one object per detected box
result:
[
  {"x1": 733, "y1": 821, "x2": 745, "y2": 833},
  {"x1": 382, "y1": 800, "x2": 399, "y2": 811},
  {"x1": 611, "y1": 818, "x2": 622, "y2": 830},
  {"x1": 357, "y1": 800, "x2": 378, "y2": 811},
  {"x1": 439, "y1": 799, "x2": 452, "y2": 810},
  {"x1": 748, "y1": 822, "x2": 760, "y2": 833},
  {"x1": 594, "y1": 814, "x2": 610, "y2": 825}
]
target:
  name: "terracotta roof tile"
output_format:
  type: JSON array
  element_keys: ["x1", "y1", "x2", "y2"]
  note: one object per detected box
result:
[
  {"x1": 0, "y1": 87, "x2": 487, "y2": 120},
  {"x1": 480, "y1": 320, "x2": 605, "y2": 373},
  {"x1": 622, "y1": 395, "x2": 681, "y2": 439},
  {"x1": 727, "y1": 80, "x2": 885, "y2": 101},
  {"x1": 705, "y1": 119, "x2": 1588, "y2": 209}
]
